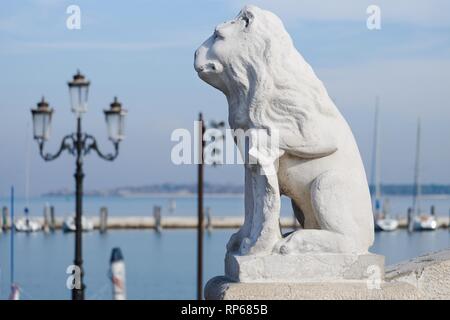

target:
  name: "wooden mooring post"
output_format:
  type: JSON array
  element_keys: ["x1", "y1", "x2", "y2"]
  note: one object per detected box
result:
[
  {"x1": 2, "y1": 206, "x2": 10, "y2": 231},
  {"x1": 43, "y1": 203, "x2": 51, "y2": 233},
  {"x1": 407, "y1": 207, "x2": 414, "y2": 232},
  {"x1": 50, "y1": 206, "x2": 56, "y2": 231},
  {"x1": 153, "y1": 206, "x2": 162, "y2": 232},
  {"x1": 100, "y1": 207, "x2": 108, "y2": 233},
  {"x1": 206, "y1": 207, "x2": 212, "y2": 232}
]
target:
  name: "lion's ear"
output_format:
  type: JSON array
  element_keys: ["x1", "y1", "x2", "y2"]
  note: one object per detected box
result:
[{"x1": 241, "y1": 10, "x2": 254, "y2": 28}]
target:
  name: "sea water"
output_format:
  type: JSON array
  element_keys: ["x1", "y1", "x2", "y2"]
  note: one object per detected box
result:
[
  {"x1": 0, "y1": 229, "x2": 449, "y2": 300},
  {"x1": 0, "y1": 195, "x2": 449, "y2": 300},
  {"x1": 2, "y1": 195, "x2": 450, "y2": 218}
]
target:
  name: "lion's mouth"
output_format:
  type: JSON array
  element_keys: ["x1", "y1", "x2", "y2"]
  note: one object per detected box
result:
[{"x1": 195, "y1": 62, "x2": 222, "y2": 74}]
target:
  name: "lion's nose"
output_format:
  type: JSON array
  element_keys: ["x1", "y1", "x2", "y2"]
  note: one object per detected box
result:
[{"x1": 194, "y1": 48, "x2": 206, "y2": 72}]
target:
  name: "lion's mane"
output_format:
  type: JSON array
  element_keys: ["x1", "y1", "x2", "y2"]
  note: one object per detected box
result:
[{"x1": 223, "y1": 6, "x2": 338, "y2": 144}]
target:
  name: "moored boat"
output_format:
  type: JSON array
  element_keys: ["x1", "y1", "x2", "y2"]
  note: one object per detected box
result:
[
  {"x1": 412, "y1": 215, "x2": 437, "y2": 231},
  {"x1": 15, "y1": 217, "x2": 42, "y2": 232},
  {"x1": 375, "y1": 218, "x2": 399, "y2": 232},
  {"x1": 15, "y1": 207, "x2": 42, "y2": 232},
  {"x1": 410, "y1": 119, "x2": 437, "y2": 232},
  {"x1": 62, "y1": 216, "x2": 94, "y2": 232}
]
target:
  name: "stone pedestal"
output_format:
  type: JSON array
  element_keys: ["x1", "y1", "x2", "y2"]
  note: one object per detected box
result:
[
  {"x1": 205, "y1": 252, "x2": 423, "y2": 300},
  {"x1": 206, "y1": 250, "x2": 450, "y2": 299},
  {"x1": 204, "y1": 276, "x2": 420, "y2": 300},
  {"x1": 225, "y1": 252, "x2": 384, "y2": 283}
]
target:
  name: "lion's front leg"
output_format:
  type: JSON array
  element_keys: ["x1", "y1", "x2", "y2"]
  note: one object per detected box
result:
[
  {"x1": 240, "y1": 129, "x2": 284, "y2": 255},
  {"x1": 240, "y1": 166, "x2": 282, "y2": 255},
  {"x1": 226, "y1": 165, "x2": 254, "y2": 253}
]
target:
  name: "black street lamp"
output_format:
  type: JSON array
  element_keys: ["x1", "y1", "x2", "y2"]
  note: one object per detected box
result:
[
  {"x1": 196, "y1": 114, "x2": 225, "y2": 300},
  {"x1": 31, "y1": 71, "x2": 127, "y2": 300}
]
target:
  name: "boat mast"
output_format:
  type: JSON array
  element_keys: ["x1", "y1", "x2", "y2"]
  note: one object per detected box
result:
[
  {"x1": 412, "y1": 118, "x2": 421, "y2": 215},
  {"x1": 10, "y1": 186, "x2": 15, "y2": 286},
  {"x1": 25, "y1": 122, "x2": 31, "y2": 219},
  {"x1": 370, "y1": 96, "x2": 381, "y2": 215}
]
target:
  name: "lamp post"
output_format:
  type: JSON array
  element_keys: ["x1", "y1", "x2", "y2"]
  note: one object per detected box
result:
[
  {"x1": 197, "y1": 113, "x2": 204, "y2": 301},
  {"x1": 196, "y1": 114, "x2": 225, "y2": 300},
  {"x1": 31, "y1": 71, "x2": 127, "y2": 300}
]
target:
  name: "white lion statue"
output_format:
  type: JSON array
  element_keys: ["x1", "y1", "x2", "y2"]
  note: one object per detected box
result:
[{"x1": 194, "y1": 5, "x2": 374, "y2": 256}]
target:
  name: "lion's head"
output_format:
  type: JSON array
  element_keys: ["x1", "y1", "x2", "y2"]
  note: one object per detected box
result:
[
  {"x1": 194, "y1": 5, "x2": 291, "y2": 94},
  {"x1": 194, "y1": 5, "x2": 338, "y2": 141}
]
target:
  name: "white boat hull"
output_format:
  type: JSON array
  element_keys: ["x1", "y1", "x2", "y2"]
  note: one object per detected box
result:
[
  {"x1": 62, "y1": 216, "x2": 94, "y2": 232},
  {"x1": 375, "y1": 218, "x2": 399, "y2": 232},
  {"x1": 413, "y1": 216, "x2": 437, "y2": 231},
  {"x1": 14, "y1": 218, "x2": 42, "y2": 232}
]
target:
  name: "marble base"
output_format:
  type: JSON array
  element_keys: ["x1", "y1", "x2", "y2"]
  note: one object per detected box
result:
[
  {"x1": 204, "y1": 276, "x2": 420, "y2": 300},
  {"x1": 225, "y1": 252, "x2": 385, "y2": 283}
]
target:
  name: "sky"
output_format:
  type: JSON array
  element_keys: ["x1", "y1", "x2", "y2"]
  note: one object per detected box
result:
[{"x1": 1, "y1": 0, "x2": 450, "y2": 197}]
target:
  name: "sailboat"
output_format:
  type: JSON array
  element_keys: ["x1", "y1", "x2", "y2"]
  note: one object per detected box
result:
[
  {"x1": 15, "y1": 208, "x2": 42, "y2": 232},
  {"x1": 411, "y1": 118, "x2": 437, "y2": 231},
  {"x1": 15, "y1": 122, "x2": 42, "y2": 232},
  {"x1": 376, "y1": 199, "x2": 399, "y2": 232},
  {"x1": 62, "y1": 215, "x2": 94, "y2": 232},
  {"x1": 9, "y1": 283, "x2": 20, "y2": 300},
  {"x1": 370, "y1": 97, "x2": 398, "y2": 232},
  {"x1": 9, "y1": 187, "x2": 20, "y2": 300}
]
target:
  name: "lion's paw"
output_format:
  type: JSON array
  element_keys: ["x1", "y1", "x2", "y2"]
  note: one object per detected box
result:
[
  {"x1": 273, "y1": 240, "x2": 291, "y2": 255},
  {"x1": 273, "y1": 234, "x2": 305, "y2": 255},
  {"x1": 226, "y1": 232, "x2": 244, "y2": 253},
  {"x1": 239, "y1": 237, "x2": 252, "y2": 255}
]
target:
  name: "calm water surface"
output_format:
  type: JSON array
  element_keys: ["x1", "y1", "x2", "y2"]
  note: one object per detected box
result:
[
  {"x1": 2, "y1": 195, "x2": 450, "y2": 218},
  {"x1": 0, "y1": 229, "x2": 449, "y2": 300},
  {"x1": 0, "y1": 196, "x2": 449, "y2": 299}
]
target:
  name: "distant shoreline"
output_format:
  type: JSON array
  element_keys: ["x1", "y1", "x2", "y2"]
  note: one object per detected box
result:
[
  {"x1": 116, "y1": 192, "x2": 244, "y2": 198},
  {"x1": 39, "y1": 192, "x2": 245, "y2": 199},
  {"x1": 35, "y1": 183, "x2": 450, "y2": 199},
  {"x1": 36, "y1": 193, "x2": 450, "y2": 200}
]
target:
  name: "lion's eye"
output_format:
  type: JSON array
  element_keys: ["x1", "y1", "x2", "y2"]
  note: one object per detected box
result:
[
  {"x1": 213, "y1": 30, "x2": 224, "y2": 41},
  {"x1": 241, "y1": 15, "x2": 250, "y2": 28}
]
